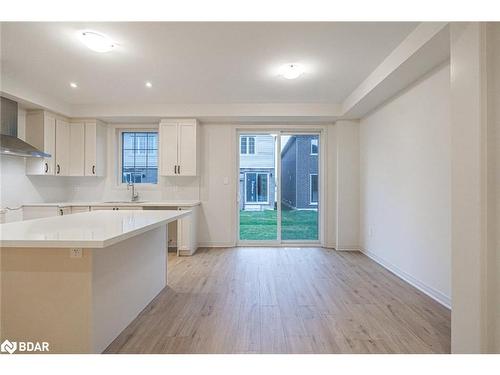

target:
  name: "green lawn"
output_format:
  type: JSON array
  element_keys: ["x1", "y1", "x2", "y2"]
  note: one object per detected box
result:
[{"x1": 239, "y1": 209, "x2": 318, "y2": 241}]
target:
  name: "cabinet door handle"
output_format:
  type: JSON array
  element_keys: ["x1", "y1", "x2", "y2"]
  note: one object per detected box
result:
[
  {"x1": 44, "y1": 162, "x2": 48, "y2": 173},
  {"x1": 92, "y1": 165, "x2": 96, "y2": 175},
  {"x1": 174, "y1": 165, "x2": 177, "y2": 174},
  {"x1": 178, "y1": 165, "x2": 180, "y2": 174},
  {"x1": 56, "y1": 164, "x2": 60, "y2": 174}
]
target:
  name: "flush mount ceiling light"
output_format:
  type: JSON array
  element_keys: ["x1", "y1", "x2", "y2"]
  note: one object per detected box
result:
[
  {"x1": 145, "y1": 81, "x2": 153, "y2": 88},
  {"x1": 69, "y1": 82, "x2": 78, "y2": 88},
  {"x1": 279, "y1": 63, "x2": 305, "y2": 80},
  {"x1": 79, "y1": 31, "x2": 115, "y2": 53}
]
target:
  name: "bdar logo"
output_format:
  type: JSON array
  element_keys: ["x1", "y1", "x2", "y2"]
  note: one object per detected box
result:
[
  {"x1": 1, "y1": 339, "x2": 17, "y2": 354},
  {"x1": 0, "y1": 339, "x2": 49, "y2": 354}
]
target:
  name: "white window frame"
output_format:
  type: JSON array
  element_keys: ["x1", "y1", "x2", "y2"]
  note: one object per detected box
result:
[
  {"x1": 310, "y1": 173, "x2": 318, "y2": 205},
  {"x1": 244, "y1": 172, "x2": 269, "y2": 204},
  {"x1": 240, "y1": 136, "x2": 256, "y2": 155},
  {"x1": 117, "y1": 128, "x2": 159, "y2": 187},
  {"x1": 310, "y1": 139, "x2": 318, "y2": 155}
]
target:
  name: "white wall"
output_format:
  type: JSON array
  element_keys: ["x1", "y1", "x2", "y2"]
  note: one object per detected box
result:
[
  {"x1": 488, "y1": 22, "x2": 500, "y2": 353},
  {"x1": 450, "y1": 22, "x2": 497, "y2": 353},
  {"x1": 359, "y1": 63, "x2": 451, "y2": 307},
  {"x1": 198, "y1": 124, "x2": 237, "y2": 247},
  {"x1": 335, "y1": 120, "x2": 360, "y2": 250},
  {"x1": 0, "y1": 109, "x2": 70, "y2": 222}
]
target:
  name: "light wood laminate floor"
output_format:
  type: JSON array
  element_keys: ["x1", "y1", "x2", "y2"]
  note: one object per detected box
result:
[{"x1": 104, "y1": 247, "x2": 451, "y2": 354}]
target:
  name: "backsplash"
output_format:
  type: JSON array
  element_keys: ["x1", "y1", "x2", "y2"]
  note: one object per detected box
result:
[
  {"x1": 0, "y1": 156, "x2": 71, "y2": 222},
  {"x1": 65, "y1": 175, "x2": 200, "y2": 202},
  {"x1": 0, "y1": 109, "x2": 70, "y2": 223}
]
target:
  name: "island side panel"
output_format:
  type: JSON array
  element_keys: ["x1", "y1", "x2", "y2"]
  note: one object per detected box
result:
[
  {"x1": 91, "y1": 225, "x2": 167, "y2": 353},
  {"x1": 0, "y1": 247, "x2": 93, "y2": 353}
]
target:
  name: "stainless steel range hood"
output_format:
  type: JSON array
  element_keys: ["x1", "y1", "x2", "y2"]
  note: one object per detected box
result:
[{"x1": 1, "y1": 96, "x2": 51, "y2": 158}]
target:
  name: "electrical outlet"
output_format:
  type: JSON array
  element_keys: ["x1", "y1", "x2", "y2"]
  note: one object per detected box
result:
[{"x1": 70, "y1": 248, "x2": 82, "y2": 258}]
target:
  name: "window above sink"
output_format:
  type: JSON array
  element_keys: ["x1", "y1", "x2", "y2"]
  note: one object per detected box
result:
[{"x1": 120, "y1": 131, "x2": 158, "y2": 185}]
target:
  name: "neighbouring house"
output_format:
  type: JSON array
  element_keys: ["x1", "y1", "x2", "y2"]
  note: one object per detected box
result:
[
  {"x1": 281, "y1": 135, "x2": 319, "y2": 210},
  {"x1": 239, "y1": 135, "x2": 276, "y2": 211}
]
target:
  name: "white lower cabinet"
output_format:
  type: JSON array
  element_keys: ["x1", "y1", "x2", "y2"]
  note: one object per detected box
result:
[
  {"x1": 90, "y1": 206, "x2": 143, "y2": 211},
  {"x1": 176, "y1": 206, "x2": 199, "y2": 256},
  {"x1": 71, "y1": 206, "x2": 90, "y2": 214},
  {"x1": 23, "y1": 206, "x2": 71, "y2": 220}
]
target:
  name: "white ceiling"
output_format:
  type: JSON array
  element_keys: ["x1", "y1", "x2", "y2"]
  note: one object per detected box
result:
[{"x1": 1, "y1": 22, "x2": 418, "y2": 108}]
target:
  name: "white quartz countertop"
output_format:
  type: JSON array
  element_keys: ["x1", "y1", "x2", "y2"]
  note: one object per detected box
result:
[
  {"x1": 22, "y1": 200, "x2": 201, "y2": 208},
  {"x1": 0, "y1": 210, "x2": 190, "y2": 248}
]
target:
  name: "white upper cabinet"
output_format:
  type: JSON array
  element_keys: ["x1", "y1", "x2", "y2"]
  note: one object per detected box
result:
[
  {"x1": 159, "y1": 119, "x2": 198, "y2": 176},
  {"x1": 55, "y1": 119, "x2": 70, "y2": 176},
  {"x1": 26, "y1": 112, "x2": 106, "y2": 177},
  {"x1": 159, "y1": 121, "x2": 179, "y2": 176},
  {"x1": 69, "y1": 121, "x2": 106, "y2": 176},
  {"x1": 178, "y1": 122, "x2": 197, "y2": 176},
  {"x1": 69, "y1": 122, "x2": 85, "y2": 176},
  {"x1": 84, "y1": 121, "x2": 106, "y2": 176},
  {"x1": 25, "y1": 111, "x2": 57, "y2": 175}
]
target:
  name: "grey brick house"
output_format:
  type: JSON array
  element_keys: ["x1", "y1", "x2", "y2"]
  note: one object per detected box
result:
[
  {"x1": 239, "y1": 135, "x2": 276, "y2": 211},
  {"x1": 281, "y1": 135, "x2": 319, "y2": 209}
]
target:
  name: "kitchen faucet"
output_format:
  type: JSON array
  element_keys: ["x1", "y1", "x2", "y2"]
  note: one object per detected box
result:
[{"x1": 127, "y1": 176, "x2": 140, "y2": 202}]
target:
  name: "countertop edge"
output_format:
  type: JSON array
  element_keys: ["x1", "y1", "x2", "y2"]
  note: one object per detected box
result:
[
  {"x1": 22, "y1": 201, "x2": 201, "y2": 208},
  {"x1": 0, "y1": 210, "x2": 190, "y2": 248}
]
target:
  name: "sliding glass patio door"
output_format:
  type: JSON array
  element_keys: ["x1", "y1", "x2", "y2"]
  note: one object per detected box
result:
[
  {"x1": 280, "y1": 134, "x2": 319, "y2": 241},
  {"x1": 238, "y1": 133, "x2": 278, "y2": 241},
  {"x1": 238, "y1": 131, "x2": 320, "y2": 244}
]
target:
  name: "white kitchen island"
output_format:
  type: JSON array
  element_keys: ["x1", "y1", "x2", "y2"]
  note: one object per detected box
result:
[{"x1": 0, "y1": 210, "x2": 189, "y2": 354}]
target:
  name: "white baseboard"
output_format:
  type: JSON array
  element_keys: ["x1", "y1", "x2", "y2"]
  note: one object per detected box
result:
[
  {"x1": 360, "y1": 248, "x2": 451, "y2": 309},
  {"x1": 336, "y1": 245, "x2": 360, "y2": 251},
  {"x1": 198, "y1": 241, "x2": 235, "y2": 248}
]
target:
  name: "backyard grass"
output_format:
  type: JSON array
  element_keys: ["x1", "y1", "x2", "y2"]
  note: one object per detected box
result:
[{"x1": 239, "y1": 209, "x2": 318, "y2": 241}]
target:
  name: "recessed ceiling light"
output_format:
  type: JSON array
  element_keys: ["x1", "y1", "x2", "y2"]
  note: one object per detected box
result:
[
  {"x1": 70, "y1": 82, "x2": 78, "y2": 88},
  {"x1": 145, "y1": 82, "x2": 153, "y2": 88},
  {"x1": 79, "y1": 31, "x2": 115, "y2": 53},
  {"x1": 279, "y1": 63, "x2": 305, "y2": 80}
]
